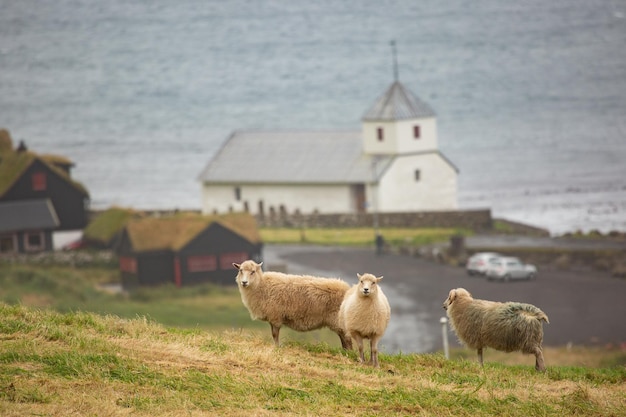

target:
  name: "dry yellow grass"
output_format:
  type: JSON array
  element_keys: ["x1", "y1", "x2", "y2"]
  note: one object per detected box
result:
[{"x1": 1, "y1": 304, "x2": 624, "y2": 417}]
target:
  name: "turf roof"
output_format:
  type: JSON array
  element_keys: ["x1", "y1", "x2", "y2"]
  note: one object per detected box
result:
[
  {"x1": 0, "y1": 130, "x2": 88, "y2": 198},
  {"x1": 125, "y1": 212, "x2": 262, "y2": 252},
  {"x1": 83, "y1": 207, "x2": 142, "y2": 244}
]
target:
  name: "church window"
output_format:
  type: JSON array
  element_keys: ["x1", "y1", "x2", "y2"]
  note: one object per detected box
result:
[
  {"x1": 413, "y1": 125, "x2": 421, "y2": 139},
  {"x1": 414, "y1": 169, "x2": 421, "y2": 181},
  {"x1": 377, "y1": 127, "x2": 384, "y2": 141},
  {"x1": 234, "y1": 187, "x2": 241, "y2": 201}
]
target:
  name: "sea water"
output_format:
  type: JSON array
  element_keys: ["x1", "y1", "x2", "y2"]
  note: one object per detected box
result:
[{"x1": 1, "y1": 0, "x2": 625, "y2": 235}]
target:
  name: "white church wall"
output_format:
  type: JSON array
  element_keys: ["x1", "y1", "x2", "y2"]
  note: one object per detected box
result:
[{"x1": 376, "y1": 154, "x2": 458, "y2": 212}]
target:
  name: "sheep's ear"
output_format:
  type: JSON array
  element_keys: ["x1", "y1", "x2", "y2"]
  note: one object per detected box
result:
[
  {"x1": 356, "y1": 273, "x2": 362, "y2": 279},
  {"x1": 257, "y1": 262, "x2": 263, "y2": 268},
  {"x1": 233, "y1": 263, "x2": 241, "y2": 270},
  {"x1": 449, "y1": 289, "x2": 456, "y2": 301},
  {"x1": 376, "y1": 276, "x2": 384, "y2": 282}
]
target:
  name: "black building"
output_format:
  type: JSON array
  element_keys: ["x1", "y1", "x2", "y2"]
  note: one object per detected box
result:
[
  {"x1": 0, "y1": 130, "x2": 90, "y2": 231},
  {"x1": 0, "y1": 199, "x2": 59, "y2": 254},
  {"x1": 116, "y1": 213, "x2": 263, "y2": 289}
]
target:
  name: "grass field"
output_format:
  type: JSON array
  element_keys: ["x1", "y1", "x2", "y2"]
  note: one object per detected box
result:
[
  {"x1": 259, "y1": 227, "x2": 470, "y2": 247},
  {"x1": 1, "y1": 303, "x2": 624, "y2": 416}
]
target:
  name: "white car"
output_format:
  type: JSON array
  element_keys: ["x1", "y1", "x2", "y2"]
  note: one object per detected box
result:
[
  {"x1": 466, "y1": 252, "x2": 501, "y2": 276},
  {"x1": 486, "y1": 257, "x2": 538, "y2": 281}
]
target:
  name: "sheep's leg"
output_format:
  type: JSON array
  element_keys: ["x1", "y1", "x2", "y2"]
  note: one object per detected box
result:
[
  {"x1": 353, "y1": 334, "x2": 365, "y2": 363},
  {"x1": 534, "y1": 347, "x2": 546, "y2": 372},
  {"x1": 477, "y1": 347, "x2": 484, "y2": 367},
  {"x1": 270, "y1": 324, "x2": 281, "y2": 346},
  {"x1": 370, "y1": 338, "x2": 380, "y2": 368},
  {"x1": 337, "y1": 329, "x2": 353, "y2": 350}
]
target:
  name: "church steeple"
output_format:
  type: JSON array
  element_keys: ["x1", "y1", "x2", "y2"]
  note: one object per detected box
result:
[{"x1": 361, "y1": 51, "x2": 438, "y2": 156}]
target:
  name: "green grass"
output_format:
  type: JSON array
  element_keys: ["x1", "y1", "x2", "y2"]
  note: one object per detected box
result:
[
  {"x1": 260, "y1": 227, "x2": 471, "y2": 247},
  {"x1": 0, "y1": 304, "x2": 624, "y2": 416},
  {"x1": 0, "y1": 263, "x2": 339, "y2": 346}
]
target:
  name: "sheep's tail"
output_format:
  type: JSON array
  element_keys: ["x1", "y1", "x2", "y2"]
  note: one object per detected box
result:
[{"x1": 506, "y1": 303, "x2": 550, "y2": 324}]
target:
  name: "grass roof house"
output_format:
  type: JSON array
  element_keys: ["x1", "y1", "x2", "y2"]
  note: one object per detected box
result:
[
  {"x1": 83, "y1": 207, "x2": 143, "y2": 249},
  {"x1": 0, "y1": 129, "x2": 90, "y2": 232},
  {"x1": 116, "y1": 213, "x2": 262, "y2": 289}
]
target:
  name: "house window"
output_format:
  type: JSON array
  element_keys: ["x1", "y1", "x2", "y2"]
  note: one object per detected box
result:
[
  {"x1": 377, "y1": 127, "x2": 384, "y2": 141},
  {"x1": 0, "y1": 234, "x2": 17, "y2": 253},
  {"x1": 187, "y1": 255, "x2": 217, "y2": 272},
  {"x1": 234, "y1": 187, "x2": 241, "y2": 201},
  {"x1": 119, "y1": 256, "x2": 138, "y2": 273},
  {"x1": 219, "y1": 252, "x2": 248, "y2": 270},
  {"x1": 32, "y1": 172, "x2": 47, "y2": 191},
  {"x1": 413, "y1": 125, "x2": 421, "y2": 139},
  {"x1": 414, "y1": 169, "x2": 421, "y2": 181},
  {"x1": 24, "y1": 231, "x2": 45, "y2": 252}
]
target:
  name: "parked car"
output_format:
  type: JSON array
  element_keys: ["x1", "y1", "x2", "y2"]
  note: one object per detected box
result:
[
  {"x1": 466, "y1": 252, "x2": 501, "y2": 276},
  {"x1": 485, "y1": 257, "x2": 538, "y2": 281}
]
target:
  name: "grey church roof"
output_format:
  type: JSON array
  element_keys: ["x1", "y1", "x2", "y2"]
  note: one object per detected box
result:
[
  {"x1": 362, "y1": 81, "x2": 435, "y2": 121},
  {"x1": 198, "y1": 130, "x2": 393, "y2": 184},
  {"x1": 0, "y1": 199, "x2": 59, "y2": 233}
]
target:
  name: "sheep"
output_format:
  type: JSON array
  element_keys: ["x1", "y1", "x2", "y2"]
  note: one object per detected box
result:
[
  {"x1": 339, "y1": 273, "x2": 391, "y2": 367},
  {"x1": 233, "y1": 260, "x2": 352, "y2": 349},
  {"x1": 442, "y1": 288, "x2": 550, "y2": 371}
]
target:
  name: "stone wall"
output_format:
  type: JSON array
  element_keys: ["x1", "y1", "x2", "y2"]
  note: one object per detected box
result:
[{"x1": 255, "y1": 209, "x2": 493, "y2": 231}]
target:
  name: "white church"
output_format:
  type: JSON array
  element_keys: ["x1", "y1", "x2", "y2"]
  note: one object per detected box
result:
[{"x1": 198, "y1": 80, "x2": 458, "y2": 217}]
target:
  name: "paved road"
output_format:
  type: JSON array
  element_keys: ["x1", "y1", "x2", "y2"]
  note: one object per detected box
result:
[{"x1": 263, "y1": 244, "x2": 626, "y2": 354}]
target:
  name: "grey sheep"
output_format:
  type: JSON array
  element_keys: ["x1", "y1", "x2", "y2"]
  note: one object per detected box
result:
[{"x1": 443, "y1": 288, "x2": 549, "y2": 371}]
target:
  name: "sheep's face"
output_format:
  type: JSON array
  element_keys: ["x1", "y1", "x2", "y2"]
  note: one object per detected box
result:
[
  {"x1": 357, "y1": 273, "x2": 383, "y2": 297},
  {"x1": 443, "y1": 288, "x2": 471, "y2": 310},
  {"x1": 233, "y1": 260, "x2": 263, "y2": 288}
]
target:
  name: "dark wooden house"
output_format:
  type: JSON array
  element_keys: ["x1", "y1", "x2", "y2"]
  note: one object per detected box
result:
[
  {"x1": 0, "y1": 199, "x2": 59, "y2": 254},
  {"x1": 0, "y1": 129, "x2": 90, "y2": 231},
  {"x1": 116, "y1": 213, "x2": 263, "y2": 289}
]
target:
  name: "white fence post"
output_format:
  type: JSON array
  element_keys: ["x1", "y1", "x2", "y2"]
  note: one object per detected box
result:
[{"x1": 440, "y1": 317, "x2": 449, "y2": 359}]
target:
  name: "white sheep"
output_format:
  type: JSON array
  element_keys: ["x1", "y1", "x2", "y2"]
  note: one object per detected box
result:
[
  {"x1": 233, "y1": 260, "x2": 352, "y2": 349},
  {"x1": 339, "y1": 273, "x2": 391, "y2": 367},
  {"x1": 442, "y1": 288, "x2": 550, "y2": 371}
]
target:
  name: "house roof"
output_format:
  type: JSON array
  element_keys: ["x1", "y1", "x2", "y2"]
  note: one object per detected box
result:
[
  {"x1": 0, "y1": 199, "x2": 59, "y2": 233},
  {"x1": 0, "y1": 130, "x2": 88, "y2": 198},
  {"x1": 362, "y1": 81, "x2": 435, "y2": 121},
  {"x1": 197, "y1": 129, "x2": 394, "y2": 184},
  {"x1": 83, "y1": 207, "x2": 143, "y2": 244},
  {"x1": 125, "y1": 212, "x2": 262, "y2": 252}
]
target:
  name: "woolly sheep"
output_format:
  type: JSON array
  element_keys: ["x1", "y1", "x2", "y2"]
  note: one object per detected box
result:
[
  {"x1": 339, "y1": 273, "x2": 391, "y2": 367},
  {"x1": 233, "y1": 260, "x2": 352, "y2": 349},
  {"x1": 442, "y1": 288, "x2": 550, "y2": 371}
]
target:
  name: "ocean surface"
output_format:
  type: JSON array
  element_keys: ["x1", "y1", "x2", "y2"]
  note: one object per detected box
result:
[{"x1": 2, "y1": 0, "x2": 625, "y2": 235}]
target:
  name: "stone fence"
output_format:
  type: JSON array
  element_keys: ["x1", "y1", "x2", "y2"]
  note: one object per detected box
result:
[{"x1": 255, "y1": 209, "x2": 493, "y2": 231}]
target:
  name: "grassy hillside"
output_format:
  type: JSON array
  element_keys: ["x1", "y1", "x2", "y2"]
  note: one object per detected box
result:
[{"x1": 1, "y1": 304, "x2": 624, "y2": 416}]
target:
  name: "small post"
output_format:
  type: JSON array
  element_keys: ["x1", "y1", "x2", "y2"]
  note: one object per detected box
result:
[{"x1": 440, "y1": 317, "x2": 449, "y2": 359}]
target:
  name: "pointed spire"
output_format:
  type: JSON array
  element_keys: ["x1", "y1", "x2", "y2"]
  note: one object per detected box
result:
[
  {"x1": 390, "y1": 40, "x2": 399, "y2": 81},
  {"x1": 362, "y1": 82, "x2": 435, "y2": 121}
]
